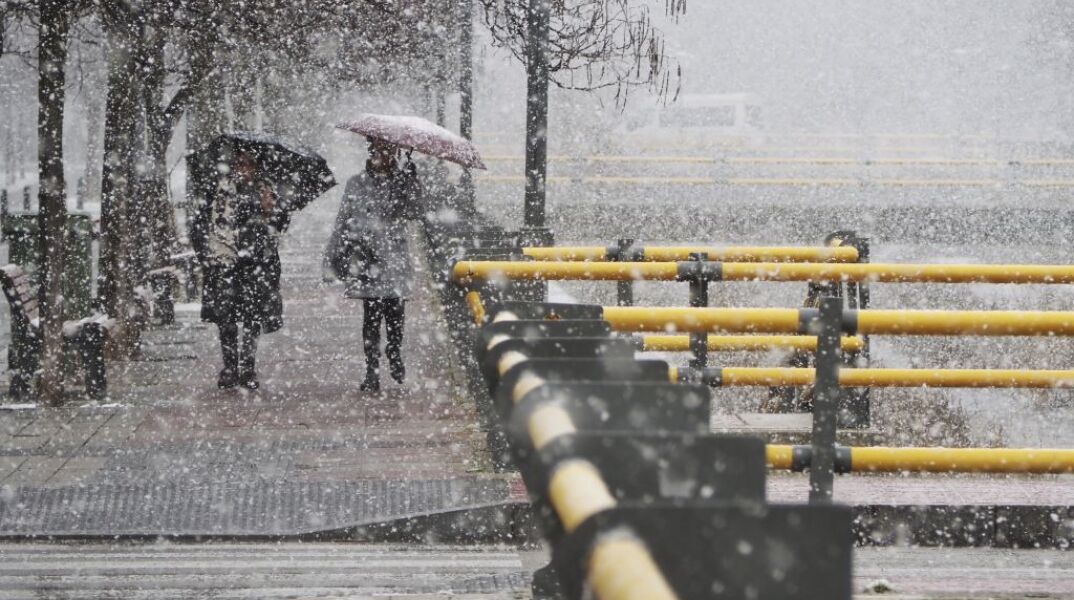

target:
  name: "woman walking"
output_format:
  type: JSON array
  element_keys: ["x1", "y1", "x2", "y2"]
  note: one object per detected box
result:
[
  {"x1": 327, "y1": 138, "x2": 421, "y2": 392},
  {"x1": 192, "y1": 149, "x2": 285, "y2": 390}
]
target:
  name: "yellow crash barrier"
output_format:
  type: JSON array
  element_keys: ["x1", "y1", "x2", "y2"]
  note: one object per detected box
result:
[
  {"x1": 720, "y1": 262, "x2": 1074, "y2": 284},
  {"x1": 704, "y1": 367, "x2": 1074, "y2": 388},
  {"x1": 453, "y1": 261, "x2": 679, "y2": 284},
  {"x1": 454, "y1": 259, "x2": 1074, "y2": 285},
  {"x1": 641, "y1": 334, "x2": 866, "y2": 353},
  {"x1": 603, "y1": 307, "x2": 1074, "y2": 337},
  {"x1": 766, "y1": 445, "x2": 1074, "y2": 474},
  {"x1": 465, "y1": 291, "x2": 486, "y2": 325},
  {"x1": 849, "y1": 447, "x2": 1074, "y2": 474},
  {"x1": 492, "y1": 315, "x2": 680, "y2": 600},
  {"x1": 605, "y1": 307, "x2": 803, "y2": 334},
  {"x1": 521, "y1": 245, "x2": 859, "y2": 263},
  {"x1": 856, "y1": 309, "x2": 1074, "y2": 336}
]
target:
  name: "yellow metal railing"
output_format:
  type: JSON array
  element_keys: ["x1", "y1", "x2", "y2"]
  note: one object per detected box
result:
[
  {"x1": 766, "y1": 445, "x2": 1074, "y2": 474},
  {"x1": 690, "y1": 367, "x2": 1074, "y2": 389},
  {"x1": 452, "y1": 259, "x2": 1074, "y2": 285},
  {"x1": 521, "y1": 245, "x2": 859, "y2": 263},
  {"x1": 640, "y1": 334, "x2": 865, "y2": 353},
  {"x1": 604, "y1": 307, "x2": 1074, "y2": 337}
]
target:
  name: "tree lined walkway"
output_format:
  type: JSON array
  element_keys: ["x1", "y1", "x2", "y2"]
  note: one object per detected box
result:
[{"x1": 0, "y1": 203, "x2": 524, "y2": 536}]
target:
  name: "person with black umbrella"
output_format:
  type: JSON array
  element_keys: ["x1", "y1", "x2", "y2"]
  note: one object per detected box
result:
[
  {"x1": 191, "y1": 147, "x2": 287, "y2": 390},
  {"x1": 189, "y1": 132, "x2": 334, "y2": 391}
]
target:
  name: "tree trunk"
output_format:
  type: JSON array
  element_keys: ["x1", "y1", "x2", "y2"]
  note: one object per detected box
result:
[
  {"x1": 36, "y1": 0, "x2": 71, "y2": 405},
  {"x1": 228, "y1": 52, "x2": 258, "y2": 131},
  {"x1": 184, "y1": 36, "x2": 225, "y2": 243},
  {"x1": 99, "y1": 8, "x2": 141, "y2": 355},
  {"x1": 138, "y1": 24, "x2": 176, "y2": 272}
]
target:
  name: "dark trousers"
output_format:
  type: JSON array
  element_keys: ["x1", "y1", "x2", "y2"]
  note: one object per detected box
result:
[
  {"x1": 219, "y1": 323, "x2": 261, "y2": 373},
  {"x1": 362, "y1": 298, "x2": 405, "y2": 375}
]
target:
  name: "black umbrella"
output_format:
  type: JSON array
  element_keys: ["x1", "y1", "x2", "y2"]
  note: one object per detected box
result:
[{"x1": 205, "y1": 131, "x2": 336, "y2": 215}]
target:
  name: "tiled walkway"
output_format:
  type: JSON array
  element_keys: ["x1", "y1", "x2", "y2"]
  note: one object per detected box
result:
[{"x1": 0, "y1": 203, "x2": 522, "y2": 536}]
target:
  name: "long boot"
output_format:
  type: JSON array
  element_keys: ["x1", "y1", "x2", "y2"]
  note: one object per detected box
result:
[
  {"x1": 360, "y1": 299, "x2": 382, "y2": 392},
  {"x1": 239, "y1": 324, "x2": 260, "y2": 390},
  {"x1": 385, "y1": 298, "x2": 405, "y2": 384},
  {"x1": 218, "y1": 324, "x2": 239, "y2": 389}
]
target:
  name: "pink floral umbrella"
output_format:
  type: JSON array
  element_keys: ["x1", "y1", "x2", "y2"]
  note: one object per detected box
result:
[{"x1": 337, "y1": 114, "x2": 487, "y2": 170}]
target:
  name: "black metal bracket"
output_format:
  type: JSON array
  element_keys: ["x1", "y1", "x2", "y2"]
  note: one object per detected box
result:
[
  {"x1": 807, "y1": 297, "x2": 844, "y2": 503},
  {"x1": 686, "y1": 252, "x2": 709, "y2": 369},
  {"x1": 610, "y1": 237, "x2": 635, "y2": 307}
]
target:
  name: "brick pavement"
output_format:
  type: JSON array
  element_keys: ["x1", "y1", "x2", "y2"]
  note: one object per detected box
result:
[{"x1": 0, "y1": 205, "x2": 523, "y2": 536}]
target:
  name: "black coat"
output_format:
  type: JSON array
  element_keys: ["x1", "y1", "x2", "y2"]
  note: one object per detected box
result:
[{"x1": 191, "y1": 177, "x2": 285, "y2": 332}]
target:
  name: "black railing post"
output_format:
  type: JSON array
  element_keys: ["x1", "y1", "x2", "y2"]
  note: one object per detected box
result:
[
  {"x1": 519, "y1": 0, "x2": 553, "y2": 303},
  {"x1": 523, "y1": 0, "x2": 550, "y2": 231},
  {"x1": 1, "y1": 189, "x2": 7, "y2": 241},
  {"x1": 688, "y1": 252, "x2": 709, "y2": 369},
  {"x1": 612, "y1": 237, "x2": 634, "y2": 307},
  {"x1": 76, "y1": 176, "x2": 85, "y2": 211},
  {"x1": 457, "y1": 0, "x2": 476, "y2": 218},
  {"x1": 808, "y1": 296, "x2": 844, "y2": 504},
  {"x1": 828, "y1": 230, "x2": 872, "y2": 428},
  {"x1": 22, "y1": 185, "x2": 31, "y2": 211}
]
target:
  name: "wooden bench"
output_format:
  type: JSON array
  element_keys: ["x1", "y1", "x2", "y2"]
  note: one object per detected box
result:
[{"x1": 0, "y1": 264, "x2": 116, "y2": 399}]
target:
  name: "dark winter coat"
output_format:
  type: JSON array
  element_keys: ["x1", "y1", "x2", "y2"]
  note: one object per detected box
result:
[
  {"x1": 326, "y1": 166, "x2": 422, "y2": 299},
  {"x1": 191, "y1": 176, "x2": 285, "y2": 332}
]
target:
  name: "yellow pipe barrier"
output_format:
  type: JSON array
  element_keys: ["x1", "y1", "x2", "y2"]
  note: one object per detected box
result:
[
  {"x1": 603, "y1": 306, "x2": 1074, "y2": 337},
  {"x1": 604, "y1": 307, "x2": 803, "y2": 334},
  {"x1": 766, "y1": 445, "x2": 1074, "y2": 474},
  {"x1": 856, "y1": 309, "x2": 1074, "y2": 336},
  {"x1": 521, "y1": 245, "x2": 860, "y2": 263},
  {"x1": 765, "y1": 445, "x2": 795, "y2": 470},
  {"x1": 720, "y1": 262, "x2": 1074, "y2": 284},
  {"x1": 465, "y1": 291, "x2": 486, "y2": 325},
  {"x1": 453, "y1": 261, "x2": 678, "y2": 284},
  {"x1": 711, "y1": 367, "x2": 1074, "y2": 388},
  {"x1": 848, "y1": 446, "x2": 1074, "y2": 474},
  {"x1": 453, "y1": 260, "x2": 1074, "y2": 285},
  {"x1": 642, "y1": 334, "x2": 866, "y2": 353}
]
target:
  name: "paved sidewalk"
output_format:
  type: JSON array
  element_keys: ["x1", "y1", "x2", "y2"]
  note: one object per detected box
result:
[{"x1": 0, "y1": 204, "x2": 523, "y2": 536}]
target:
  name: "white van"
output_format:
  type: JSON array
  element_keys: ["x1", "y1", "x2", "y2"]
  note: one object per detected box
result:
[{"x1": 618, "y1": 93, "x2": 764, "y2": 148}]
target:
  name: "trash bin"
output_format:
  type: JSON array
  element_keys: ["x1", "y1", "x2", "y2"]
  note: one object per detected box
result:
[{"x1": 1, "y1": 213, "x2": 95, "y2": 319}]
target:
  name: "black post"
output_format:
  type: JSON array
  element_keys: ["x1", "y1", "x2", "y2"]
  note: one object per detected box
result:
[
  {"x1": 612, "y1": 237, "x2": 634, "y2": 307},
  {"x1": 458, "y1": 0, "x2": 476, "y2": 217},
  {"x1": 23, "y1": 185, "x2": 31, "y2": 211},
  {"x1": 518, "y1": 0, "x2": 553, "y2": 302},
  {"x1": 688, "y1": 252, "x2": 709, "y2": 369},
  {"x1": 76, "y1": 176, "x2": 85, "y2": 210},
  {"x1": 808, "y1": 297, "x2": 843, "y2": 504},
  {"x1": 1, "y1": 189, "x2": 7, "y2": 241},
  {"x1": 523, "y1": 0, "x2": 550, "y2": 230},
  {"x1": 828, "y1": 230, "x2": 871, "y2": 428}
]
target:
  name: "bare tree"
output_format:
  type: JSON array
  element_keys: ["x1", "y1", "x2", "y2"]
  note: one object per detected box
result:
[{"x1": 479, "y1": 0, "x2": 685, "y2": 104}]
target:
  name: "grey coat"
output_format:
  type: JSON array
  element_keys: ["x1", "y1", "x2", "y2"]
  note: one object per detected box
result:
[{"x1": 326, "y1": 171, "x2": 420, "y2": 299}]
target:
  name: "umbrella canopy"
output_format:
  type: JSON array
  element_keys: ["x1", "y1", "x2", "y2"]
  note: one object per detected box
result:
[
  {"x1": 205, "y1": 131, "x2": 337, "y2": 214},
  {"x1": 337, "y1": 114, "x2": 487, "y2": 170}
]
